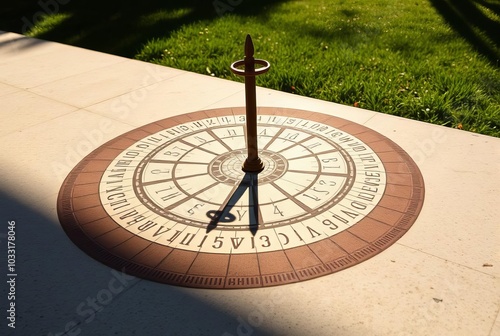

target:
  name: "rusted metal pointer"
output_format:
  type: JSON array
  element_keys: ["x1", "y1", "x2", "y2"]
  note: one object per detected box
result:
[{"x1": 230, "y1": 34, "x2": 270, "y2": 173}]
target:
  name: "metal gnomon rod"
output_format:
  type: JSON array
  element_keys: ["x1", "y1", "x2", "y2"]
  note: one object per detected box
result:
[{"x1": 230, "y1": 34, "x2": 270, "y2": 173}]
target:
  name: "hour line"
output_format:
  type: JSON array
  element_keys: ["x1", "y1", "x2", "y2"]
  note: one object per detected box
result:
[
  {"x1": 287, "y1": 170, "x2": 349, "y2": 178},
  {"x1": 269, "y1": 181, "x2": 313, "y2": 213},
  {"x1": 287, "y1": 148, "x2": 340, "y2": 161},
  {"x1": 149, "y1": 159, "x2": 208, "y2": 165},
  {"x1": 164, "y1": 181, "x2": 220, "y2": 211},
  {"x1": 206, "y1": 129, "x2": 234, "y2": 152},
  {"x1": 262, "y1": 127, "x2": 286, "y2": 150},
  {"x1": 279, "y1": 177, "x2": 307, "y2": 189},
  {"x1": 215, "y1": 181, "x2": 242, "y2": 214},
  {"x1": 141, "y1": 172, "x2": 211, "y2": 187},
  {"x1": 177, "y1": 139, "x2": 220, "y2": 156},
  {"x1": 276, "y1": 135, "x2": 316, "y2": 154}
]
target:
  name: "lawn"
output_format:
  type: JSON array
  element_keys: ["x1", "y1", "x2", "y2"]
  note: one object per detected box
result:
[{"x1": 2, "y1": 0, "x2": 500, "y2": 136}]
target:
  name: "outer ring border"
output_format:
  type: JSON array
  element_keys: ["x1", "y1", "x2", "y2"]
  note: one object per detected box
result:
[{"x1": 57, "y1": 107, "x2": 425, "y2": 289}]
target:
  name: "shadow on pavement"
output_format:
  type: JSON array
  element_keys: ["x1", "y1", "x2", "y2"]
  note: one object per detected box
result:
[{"x1": 0, "y1": 189, "x2": 273, "y2": 335}]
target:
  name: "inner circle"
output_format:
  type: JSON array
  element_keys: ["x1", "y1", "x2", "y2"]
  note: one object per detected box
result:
[{"x1": 209, "y1": 149, "x2": 288, "y2": 185}]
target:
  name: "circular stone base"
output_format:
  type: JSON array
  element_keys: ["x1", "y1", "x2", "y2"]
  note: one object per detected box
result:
[{"x1": 57, "y1": 107, "x2": 425, "y2": 289}]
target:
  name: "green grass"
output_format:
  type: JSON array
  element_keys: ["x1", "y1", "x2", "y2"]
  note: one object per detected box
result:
[{"x1": 2, "y1": 0, "x2": 500, "y2": 136}]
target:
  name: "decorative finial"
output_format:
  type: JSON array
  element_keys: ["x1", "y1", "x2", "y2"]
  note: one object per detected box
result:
[{"x1": 245, "y1": 34, "x2": 254, "y2": 59}]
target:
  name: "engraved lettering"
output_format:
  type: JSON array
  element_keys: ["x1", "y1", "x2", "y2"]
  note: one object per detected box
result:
[
  {"x1": 138, "y1": 221, "x2": 157, "y2": 231},
  {"x1": 146, "y1": 136, "x2": 163, "y2": 143},
  {"x1": 192, "y1": 121, "x2": 204, "y2": 129},
  {"x1": 278, "y1": 233, "x2": 289, "y2": 245},
  {"x1": 167, "y1": 230, "x2": 182, "y2": 243},
  {"x1": 127, "y1": 214, "x2": 145, "y2": 225},
  {"x1": 116, "y1": 160, "x2": 132, "y2": 167},
  {"x1": 231, "y1": 237, "x2": 244, "y2": 249},
  {"x1": 273, "y1": 205, "x2": 284, "y2": 217},
  {"x1": 312, "y1": 187, "x2": 329, "y2": 195},
  {"x1": 106, "y1": 185, "x2": 124, "y2": 194},
  {"x1": 351, "y1": 201, "x2": 367, "y2": 210},
  {"x1": 153, "y1": 226, "x2": 170, "y2": 237},
  {"x1": 161, "y1": 192, "x2": 182, "y2": 202},
  {"x1": 151, "y1": 169, "x2": 170, "y2": 174},
  {"x1": 213, "y1": 236, "x2": 224, "y2": 249},
  {"x1": 319, "y1": 179, "x2": 336, "y2": 187},
  {"x1": 197, "y1": 235, "x2": 208, "y2": 248},
  {"x1": 110, "y1": 199, "x2": 129, "y2": 211},
  {"x1": 303, "y1": 193, "x2": 321, "y2": 201},
  {"x1": 307, "y1": 226, "x2": 321, "y2": 238},
  {"x1": 359, "y1": 153, "x2": 376, "y2": 163},
  {"x1": 124, "y1": 150, "x2": 141, "y2": 158},
  {"x1": 356, "y1": 192, "x2": 375, "y2": 202},
  {"x1": 306, "y1": 142, "x2": 322, "y2": 149},
  {"x1": 362, "y1": 185, "x2": 378, "y2": 193},
  {"x1": 108, "y1": 171, "x2": 125, "y2": 179},
  {"x1": 260, "y1": 235, "x2": 271, "y2": 248},
  {"x1": 323, "y1": 219, "x2": 339, "y2": 230},
  {"x1": 293, "y1": 229, "x2": 304, "y2": 241},
  {"x1": 119, "y1": 209, "x2": 138, "y2": 220},
  {"x1": 341, "y1": 209, "x2": 359, "y2": 219},
  {"x1": 236, "y1": 210, "x2": 247, "y2": 221},
  {"x1": 107, "y1": 192, "x2": 125, "y2": 200},
  {"x1": 284, "y1": 132, "x2": 299, "y2": 140},
  {"x1": 187, "y1": 203, "x2": 205, "y2": 215},
  {"x1": 180, "y1": 233, "x2": 196, "y2": 246},
  {"x1": 330, "y1": 213, "x2": 349, "y2": 224},
  {"x1": 195, "y1": 136, "x2": 207, "y2": 143}
]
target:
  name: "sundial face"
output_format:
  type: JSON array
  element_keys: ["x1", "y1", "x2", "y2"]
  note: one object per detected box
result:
[{"x1": 58, "y1": 107, "x2": 424, "y2": 289}]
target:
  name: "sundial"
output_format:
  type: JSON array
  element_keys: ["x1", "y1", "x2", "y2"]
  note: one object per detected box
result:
[{"x1": 58, "y1": 35, "x2": 424, "y2": 289}]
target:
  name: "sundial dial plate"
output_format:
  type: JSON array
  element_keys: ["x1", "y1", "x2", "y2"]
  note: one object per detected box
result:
[{"x1": 57, "y1": 107, "x2": 424, "y2": 289}]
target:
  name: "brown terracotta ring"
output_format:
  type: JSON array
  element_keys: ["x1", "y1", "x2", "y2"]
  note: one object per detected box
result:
[{"x1": 57, "y1": 107, "x2": 425, "y2": 289}]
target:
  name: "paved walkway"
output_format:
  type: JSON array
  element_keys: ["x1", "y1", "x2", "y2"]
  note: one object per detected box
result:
[{"x1": 0, "y1": 31, "x2": 499, "y2": 336}]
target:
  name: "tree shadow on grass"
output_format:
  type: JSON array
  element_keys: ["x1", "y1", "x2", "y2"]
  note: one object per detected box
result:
[
  {"x1": 430, "y1": 0, "x2": 500, "y2": 66},
  {"x1": 0, "y1": 0, "x2": 289, "y2": 58}
]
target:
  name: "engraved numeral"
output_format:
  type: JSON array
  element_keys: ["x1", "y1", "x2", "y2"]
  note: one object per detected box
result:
[
  {"x1": 312, "y1": 187, "x2": 329, "y2": 195},
  {"x1": 284, "y1": 132, "x2": 299, "y2": 140},
  {"x1": 319, "y1": 179, "x2": 337, "y2": 186},
  {"x1": 322, "y1": 157, "x2": 340, "y2": 169},
  {"x1": 151, "y1": 169, "x2": 170, "y2": 174},
  {"x1": 273, "y1": 205, "x2": 284, "y2": 217},
  {"x1": 323, "y1": 219, "x2": 339, "y2": 230},
  {"x1": 187, "y1": 203, "x2": 204, "y2": 215},
  {"x1": 160, "y1": 192, "x2": 181, "y2": 202},
  {"x1": 155, "y1": 186, "x2": 182, "y2": 202},
  {"x1": 306, "y1": 142, "x2": 322, "y2": 149},
  {"x1": 195, "y1": 136, "x2": 207, "y2": 143},
  {"x1": 303, "y1": 193, "x2": 321, "y2": 201},
  {"x1": 236, "y1": 210, "x2": 247, "y2": 221},
  {"x1": 192, "y1": 121, "x2": 204, "y2": 128}
]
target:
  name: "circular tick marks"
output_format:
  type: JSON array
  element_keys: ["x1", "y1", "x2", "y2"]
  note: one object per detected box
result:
[{"x1": 57, "y1": 107, "x2": 424, "y2": 289}]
